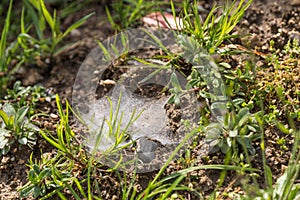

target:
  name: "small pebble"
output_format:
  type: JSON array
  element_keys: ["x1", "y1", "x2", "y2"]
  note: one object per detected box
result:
[
  {"x1": 45, "y1": 58, "x2": 50, "y2": 64},
  {"x1": 112, "y1": 195, "x2": 118, "y2": 200},
  {"x1": 91, "y1": 77, "x2": 98, "y2": 83},
  {"x1": 50, "y1": 113, "x2": 59, "y2": 119},
  {"x1": 1, "y1": 156, "x2": 9, "y2": 164},
  {"x1": 70, "y1": 29, "x2": 81, "y2": 37},
  {"x1": 18, "y1": 159, "x2": 25, "y2": 165},
  {"x1": 288, "y1": 19, "x2": 295, "y2": 26},
  {"x1": 100, "y1": 79, "x2": 116, "y2": 85},
  {"x1": 93, "y1": 70, "x2": 101, "y2": 75},
  {"x1": 44, "y1": 121, "x2": 51, "y2": 128}
]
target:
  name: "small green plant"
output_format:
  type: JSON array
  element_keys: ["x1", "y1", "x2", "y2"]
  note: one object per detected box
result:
[
  {"x1": 203, "y1": 107, "x2": 260, "y2": 155},
  {"x1": 242, "y1": 119, "x2": 300, "y2": 200},
  {"x1": 106, "y1": 0, "x2": 165, "y2": 31},
  {"x1": 0, "y1": 103, "x2": 39, "y2": 155},
  {"x1": 20, "y1": 95, "x2": 88, "y2": 199},
  {"x1": 5, "y1": 81, "x2": 53, "y2": 110},
  {"x1": 138, "y1": 128, "x2": 260, "y2": 199},
  {"x1": 0, "y1": 0, "x2": 13, "y2": 72},
  {"x1": 283, "y1": 39, "x2": 300, "y2": 58},
  {"x1": 20, "y1": 92, "x2": 142, "y2": 198},
  {"x1": 173, "y1": 0, "x2": 252, "y2": 54},
  {"x1": 19, "y1": 150, "x2": 88, "y2": 199},
  {"x1": 0, "y1": 0, "x2": 13, "y2": 91},
  {"x1": 19, "y1": 153, "x2": 63, "y2": 198},
  {"x1": 18, "y1": 0, "x2": 94, "y2": 58}
]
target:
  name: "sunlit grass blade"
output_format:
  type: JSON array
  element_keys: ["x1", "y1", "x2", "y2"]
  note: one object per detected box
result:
[
  {"x1": 56, "y1": 190, "x2": 68, "y2": 200},
  {"x1": 0, "y1": 0, "x2": 13, "y2": 72},
  {"x1": 39, "y1": 0, "x2": 55, "y2": 30},
  {"x1": 159, "y1": 175, "x2": 185, "y2": 199},
  {"x1": 61, "y1": 12, "x2": 95, "y2": 39},
  {"x1": 65, "y1": 180, "x2": 83, "y2": 200},
  {"x1": 105, "y1": 5, "x2": 119, "y2": 31},
  {"x1": 39, "y1": 130, "x2": 65, "y2": 152},
  {"x1": 142, "y1": 28, "x2": 173, "y2": 57},
  {"x1": 97, "y1": 40, "x2": 112, "y2": 61}
]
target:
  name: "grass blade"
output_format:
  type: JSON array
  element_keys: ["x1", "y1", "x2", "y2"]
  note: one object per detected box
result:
[
  {"x1": 0, "y1": 0, "x2": 13, "y2": 71},
  {"x1": 39, "y1": 0, "x2": 55, "y2": 30},
  {"x1": 62, "y1": 12, "x2": 95, "y2": 39}
]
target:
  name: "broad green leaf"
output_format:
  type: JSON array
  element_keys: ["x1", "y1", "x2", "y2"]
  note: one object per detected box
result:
[
  {"x1": 237, "y1": 108, "x2": 250, "y2": 128},
  {"x1": 240, "y1": 125, "x2": 249, "y2": 135},
  {"x1": 247, "y1": 125, "x2": 257, "y2": 133},
  {"x1": 0, "y1": 138, "x2": 9, "y2": 149},
  {"x1": 226, "y1": 137, "x2": 232, "y2": 147},
  {"x1": 273, "y1": 168, "x2": 287, "y2": 199},
  {"x1": 0, "y1": 110, "x2": 9, "y2": 125},
  {"x1": 219, "y1": 62, "x2": 232, "y2": 69},
  {"x1": 33, "y1": 164, "x2": 40, "y2": 174},
  {"x1": 0, "y1": 128, "x2": 11, "y2": 136},
  {"x1": 16, "y1": 106, "x2": 29, "y2": 124},
  {"x1": 229, "y1": 129, "x2": 238, "y2": 137},
  {"x1": 232, "y1": 98, "x2": 245, "y2": 106},
  {"x1": 2, "y1": 146, "x2": 10, "y2": 155},
  {"x1": 18, "y1": 137, "x2": 28, "y2": 145},
  {"x1": 237, "y1": 107, "x2": 250, "y2": 120},
  {"x1": 220, "y1": 141, "x2": 229, "y2": 154},
  {"x1": 28, "y1": 170, "x2": 35, "y2": 181},
  {"x1": 171, "y1": 71, "x2": 182, "y2": 91},
  {"x1": 26, "y1": 123, "x2": 40, "y2": 132},
  {"x1": 19, "y1": 184, "x2": 35, "y2": 197},
  {"x1": 228, "y1": 112, "x2": 236, "y2": 130},
  {"x1": 205, "y1": 128, "x2": 221, "y2": 140},
  {"x1": 2, "y1": 103, "x2": 15, "y2": 116},
  {"x1": 33, "y1": 186, "x2": 41, "y2": 198},
  {"x1": 38, "y1": 168, "x2": 51, "y2": 180}
]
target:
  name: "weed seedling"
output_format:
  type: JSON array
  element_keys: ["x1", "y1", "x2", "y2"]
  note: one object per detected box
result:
[
  {"x1": 175, "y1": 0, "x2": 252, "y2": 54},
  {"x1": 19, "y1": 0, "x2": 94, "y2": 57},
  {"x1": 106, "y1": 0, "x2": 167, "y2": 31},
  {"x1": 0, "y1": 103, "x2": 39, "y2": 155}
]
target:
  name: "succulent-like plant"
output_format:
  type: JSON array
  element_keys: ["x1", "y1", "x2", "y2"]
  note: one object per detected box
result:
[
  {"x1": 0, "y1": 103, "x2": 39, "y2": 155},
  {"x1": 203, "y1": 107, "x2": 261, "y2": 155}
]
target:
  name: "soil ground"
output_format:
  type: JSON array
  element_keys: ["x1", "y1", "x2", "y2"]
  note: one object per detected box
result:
[{"x1": 0, "y1": 0, "x2": 300, "y2": 199}]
